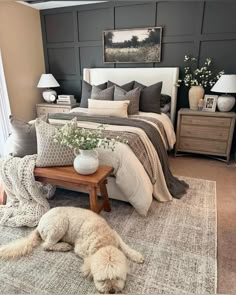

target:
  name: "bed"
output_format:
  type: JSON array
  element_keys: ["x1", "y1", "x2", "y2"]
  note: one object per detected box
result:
[
  {"x1": 83, "y1": 67, "x2": 179, "y2": 124},
  {"x1": 48, "y1": 67, "x2": 188, "y2": 216}
]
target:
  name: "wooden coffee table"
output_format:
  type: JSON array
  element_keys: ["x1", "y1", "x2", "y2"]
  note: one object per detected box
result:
[{"x1": 0, "y1": 165, "x2": 113, "y2": 214}]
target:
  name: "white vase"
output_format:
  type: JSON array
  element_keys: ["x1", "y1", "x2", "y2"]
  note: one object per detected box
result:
[
  {"x1": 73, "y1": 149, "x2": 99, "y2": 175},
  {"x1": 188, "y1": 86, "x2": 205, "y2": 110},
  {"x1": 217, "y1": 95, "x2": 235, "y2": 112}
]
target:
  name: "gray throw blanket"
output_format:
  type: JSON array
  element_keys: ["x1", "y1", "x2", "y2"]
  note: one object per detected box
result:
[{"x1": 49, "y1": 113, "x2": 188, "y2": 198}]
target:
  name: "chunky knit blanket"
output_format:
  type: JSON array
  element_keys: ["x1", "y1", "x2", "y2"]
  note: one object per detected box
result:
[{"x1": 0, "y1": 155, "x2": 55, "y2": 227}]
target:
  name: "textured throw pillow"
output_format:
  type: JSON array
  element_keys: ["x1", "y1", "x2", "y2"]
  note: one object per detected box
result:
[
  {"x1": 160, "y1": 94, "x2": 171, "y2": 108},
  {"x1": 5, "y1": 115, "x2": 48, "y2": 157},
  {"x1": 107, "y1": 80, "x2": 134, "y2": 92},
  {"x1": 35, "y1": 119, "x2": 75, "y2": 167},
  {"x1": 91, "y1": 85, "x2": 114, "y2": 101},
  {"x1": 161, "y1": 103, "x2": 171, "y2": 114},
  {"x1": 134, "y1": 81, "x2": 163, "y2": 114},
  {"x1": 114, "y1": 86, "x2": 141, "y2": 115},
  {"x1": 88, "y1": 99, "x2": 130, "y2": 118},
  {"x1": 80, "y1": 80, "x2": 107, "y2": 108}
]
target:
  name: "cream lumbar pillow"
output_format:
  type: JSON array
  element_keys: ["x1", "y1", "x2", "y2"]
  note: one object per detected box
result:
[{"x1": 88, "y1": 99, "x2": 130, "y2": 118}]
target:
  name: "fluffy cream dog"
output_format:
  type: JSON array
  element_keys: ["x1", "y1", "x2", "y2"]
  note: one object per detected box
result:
[{"x1": 0, "y1": 207, "x2": 144, "y2": 293}]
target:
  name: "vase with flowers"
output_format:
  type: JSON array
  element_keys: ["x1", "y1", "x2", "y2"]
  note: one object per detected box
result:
[
  {"x1": 54, "y1": 120, "x2": 127, "y2": 175},
  {"x1": 177, "y1": 55, "x2": 224, "y2": 110}
]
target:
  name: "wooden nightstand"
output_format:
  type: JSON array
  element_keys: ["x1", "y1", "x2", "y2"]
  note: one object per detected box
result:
[
  {"x1": 36, "y1": 103, "x2": 79, "y2": 117},
  {"x1": 175, "y1": 108, "x2": 236, "y2": 162}
]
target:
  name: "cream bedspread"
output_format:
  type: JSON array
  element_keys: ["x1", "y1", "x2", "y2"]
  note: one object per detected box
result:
[{"x1": 49, "y1": 108, "x2": 176, "y2": 216}]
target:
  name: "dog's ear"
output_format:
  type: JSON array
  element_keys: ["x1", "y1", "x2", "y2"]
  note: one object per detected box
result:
[{"x1": 80, "y1": 256, "x2": 92, "y2": 279}]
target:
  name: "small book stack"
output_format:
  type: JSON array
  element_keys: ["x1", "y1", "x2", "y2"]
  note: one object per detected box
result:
[{"x1": 57, "y1": 95, "x2": 76, "y2": 105}]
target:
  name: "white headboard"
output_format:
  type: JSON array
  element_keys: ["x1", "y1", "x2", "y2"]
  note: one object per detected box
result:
[{"x1": 83, "y1": 67, "x2": 179, "y2": 124}]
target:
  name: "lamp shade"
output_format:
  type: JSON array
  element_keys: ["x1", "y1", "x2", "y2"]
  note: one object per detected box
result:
[
  {"x1": 211, "y1": 74, "x2": 236, "y2": 93},
  {"x1": 37, "y1": 74, "x2": 60, "y2": 88}
]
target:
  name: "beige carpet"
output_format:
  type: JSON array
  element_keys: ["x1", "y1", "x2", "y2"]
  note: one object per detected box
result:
[{"x1": 0, "y1": 176, "x2": 217, "y2": 294}]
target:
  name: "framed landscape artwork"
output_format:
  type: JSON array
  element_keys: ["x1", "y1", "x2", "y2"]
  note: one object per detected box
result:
[{"x1": 103, "y1": 27, "x2": 162, "y2": 63}]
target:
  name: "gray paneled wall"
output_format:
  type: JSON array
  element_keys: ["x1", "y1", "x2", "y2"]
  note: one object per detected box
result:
[{"x1": 40, "y1": 1, "x2": 236, "y2": 110}]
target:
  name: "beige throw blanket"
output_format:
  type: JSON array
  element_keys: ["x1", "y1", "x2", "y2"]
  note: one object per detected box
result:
[{"x1": 0, "y1": 156, "x2": 55, "y2": 227}]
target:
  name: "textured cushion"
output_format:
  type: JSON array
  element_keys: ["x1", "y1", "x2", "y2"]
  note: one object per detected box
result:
[
  {"x1": 160, "y1": 94, "x2": 171, "y2": 108},
  {"x1": 88, "y1": 99, "x2": 130, "y2": 118},
  {"x1": 107, "y1": 80, "x2": 134, "y2": 92},
  {"x1": 114, "y1": 86, "x2": 141, "y2": 115},
  {"x1": 35, "y1": 119, "x2": 75, "y2": 167},
  {"x1": 80, "y1": 80, "x2": 107, "y2": 108},
  {"x1": 134, "y1": 81, "x2": 163, "y2": 114},
  {"x1": 161, "y1": 103, "x2": 171, "y2": 114},
  {"x1": 91, "y1": 85, "x2": 114, "y2": 101},
  {"x1": 5, "y1": 115, "x2": 48, "y2": 157}
]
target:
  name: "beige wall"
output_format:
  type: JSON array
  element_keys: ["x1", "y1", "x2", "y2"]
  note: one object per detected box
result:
[{"x1": 0, "y1": 1, "x2": 45, "y2": 121}]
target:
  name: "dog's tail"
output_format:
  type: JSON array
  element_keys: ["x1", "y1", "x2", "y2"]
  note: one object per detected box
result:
[
  {"x1": 0, "y1": 229, "x2": 41, "y2": 259},
  {"x1": 114, "y1": 231, "x2": 144, "y2": 264}
]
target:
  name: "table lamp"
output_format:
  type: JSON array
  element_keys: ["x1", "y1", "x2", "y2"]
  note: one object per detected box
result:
[
  {"x1": 37, "y1": 74, "x2": 60, "y2": 103},
  {"x1": 211, "y1": 74, "x2": 236, "y2": 112}
]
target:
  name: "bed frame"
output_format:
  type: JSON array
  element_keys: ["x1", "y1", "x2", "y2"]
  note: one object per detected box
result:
[{"x1": 83, "y1": 67, "x2": 179, "y2": 124}]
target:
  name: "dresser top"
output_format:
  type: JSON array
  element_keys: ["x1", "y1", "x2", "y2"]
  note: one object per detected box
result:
[{"x1": 179, "y1": 108, "x2": 236, "y2": 118}]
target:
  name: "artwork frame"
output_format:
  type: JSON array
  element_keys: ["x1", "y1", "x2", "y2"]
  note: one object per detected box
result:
[
  {"x1": 202, "y1": 95, "x2": 218, "y2": 112},
  {"x1": 103, "y1": 27, "x2": 162, "y2": 63}
]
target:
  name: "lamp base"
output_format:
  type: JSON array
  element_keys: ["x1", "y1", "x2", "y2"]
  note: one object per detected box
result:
[
  {"x1": 217, "y1": 95, "x2": 235, "y2": 112},
  {"x1": 42, "y1": 89, "x2": 57, "y2": 103}
]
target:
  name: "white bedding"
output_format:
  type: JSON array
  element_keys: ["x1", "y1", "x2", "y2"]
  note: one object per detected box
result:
[{"x1": 48, "y1": 107, "x2": 176, "y2": 216}]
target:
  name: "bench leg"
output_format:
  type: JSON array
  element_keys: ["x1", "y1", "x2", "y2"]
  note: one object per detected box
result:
[
  {"x1": 89, "y1": 187, "x2": 99, "y2": 213},
  {"x1": 0, "y1": 182, "x2": 7, "y2": 205},
  {"x1": 100, "y1": 181, "x2": 111, "y2": 212}
]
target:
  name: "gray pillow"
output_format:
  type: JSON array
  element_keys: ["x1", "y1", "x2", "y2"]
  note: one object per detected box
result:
[
  {"x1": 107, "y1": 80, "x2": 134, "y2": 92},
  {"x1": 114, "y1": 86, "x2": 141, "y2": 115},
  {"x1": 35, "y1": 119, "x2": 75, "y2": 167},
  {"x1": 161, "y1": 103, "x2": 171, "y2": 114},
  {"x1": 80, "y1": 80, "x2": 107, "y2": 108},
  {"x1": 160, "y1": 94, "x2": 171, "y2": 108},
  {"x1": 91, "y1": 85, "x2": 114, "y2": 100},
  {"x1": 5, "y1": 115, "x2": 48, "y2": 157},
  {"x1": 134, "y1": 81, "x2": 163, "y2": 114}
]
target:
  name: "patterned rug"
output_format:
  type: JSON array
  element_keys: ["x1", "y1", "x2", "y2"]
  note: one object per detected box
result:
[{"x1": 0, "y1": 177, "x2": 217, "y2": 294}]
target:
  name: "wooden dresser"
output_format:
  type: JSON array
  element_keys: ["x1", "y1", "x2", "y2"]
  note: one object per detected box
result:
[
  {"x1": 36, "y1": 103, "x2": 79, "y2": 117},
  {"x1": 175, "y1": 108, "x2": 236, "y2": 162}
]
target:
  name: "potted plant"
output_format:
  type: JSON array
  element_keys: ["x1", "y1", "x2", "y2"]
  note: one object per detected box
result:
[
  {"x1": 177, "y1": 55, "x2": 224, "y2": 110},
  {"x1": 54, "y1": 120, "x2": 126, "y2": 175}
]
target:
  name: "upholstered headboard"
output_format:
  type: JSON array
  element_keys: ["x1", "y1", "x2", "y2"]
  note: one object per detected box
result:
[{"x1": 83, "y1": 67, "x2": 179, "y2": 124}]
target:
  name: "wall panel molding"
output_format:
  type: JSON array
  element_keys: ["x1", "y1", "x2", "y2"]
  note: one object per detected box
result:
[{"x1": 41, "y1": 1, "x2": 236, "y2": 108}]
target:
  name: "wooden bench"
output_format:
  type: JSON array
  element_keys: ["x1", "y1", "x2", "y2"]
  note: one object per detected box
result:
[{"x1": 0, "y1": 165, "x2": 113, "y2": 214}]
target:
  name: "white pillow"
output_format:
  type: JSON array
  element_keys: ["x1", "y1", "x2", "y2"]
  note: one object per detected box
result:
[{"x1": 88, "y1": 99, "x2": 130, "y2": 118}]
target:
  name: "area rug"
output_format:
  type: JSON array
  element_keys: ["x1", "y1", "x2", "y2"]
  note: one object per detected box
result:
[{"x1": 0, "y1": 176, "x2": 217, "y2": 294}]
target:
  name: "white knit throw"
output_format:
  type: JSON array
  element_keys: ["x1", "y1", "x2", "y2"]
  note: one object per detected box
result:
[{"x1": 0, "y1": 155, "x2": 55, "y2": 227}]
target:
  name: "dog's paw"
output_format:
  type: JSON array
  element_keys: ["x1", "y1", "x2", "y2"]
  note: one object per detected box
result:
[
  {"x1": 80, "y1": 258, "x2": 92, "y2": 278},
  {"x1": 134, "y1": 252, "x2": 144, "y2": 264}
]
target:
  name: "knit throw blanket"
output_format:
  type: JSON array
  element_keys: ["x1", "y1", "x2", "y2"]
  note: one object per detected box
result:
[{"x1": 0, "y1": 155, "x2": 55, "y2": 227}]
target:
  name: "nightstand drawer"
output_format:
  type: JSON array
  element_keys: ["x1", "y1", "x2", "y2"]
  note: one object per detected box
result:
[
  {"x1": 36, "y1": 103, "x2": 78, "y2": 118},
  {"x1": 179, "y1": 138, "x2": 227, "y2": 154},
  {"x1": 182, "y1": 115, "x2": 231, "y2": 127},
  {"x1": 48, "y1": 108, "x2": 69, "y2": 114},
  {"x1": 61, "y1": 108, "x2": 70, "y2": 113},
  {"x1": 180, "y1": 125, "x2": 229, "y2": 141},
  {"x1": 37, "y1": 112, "x2": 46, "y2": 117},
  {"x1": 37, "y1": 107, "x2": 47, "y2": 114}
]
